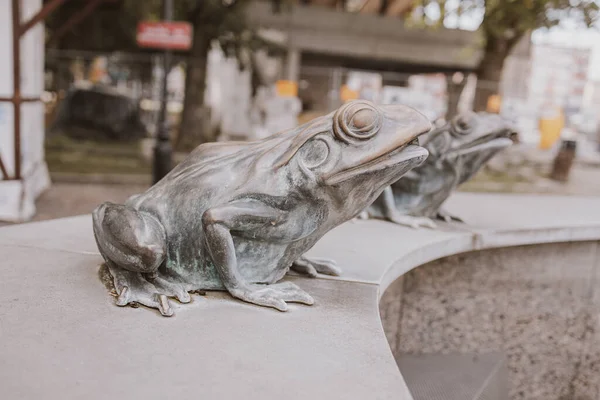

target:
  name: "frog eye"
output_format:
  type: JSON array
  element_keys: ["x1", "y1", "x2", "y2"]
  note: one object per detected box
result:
[
  {"x1": 451, "y1": 113, "x2": 474, "y2": 135},
  {"x1": 299, "y1": 138, "x2": 329, "y2": 169},
  {"x1": 333, "y1": 101, "x2": 382, "y2": 143}
]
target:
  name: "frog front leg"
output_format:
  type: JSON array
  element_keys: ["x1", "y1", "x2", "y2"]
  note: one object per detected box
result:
[
  {"x1": 379, "y1": 186, "x2": 437, "y2": 229},
  {"x1": 202, "y1": 201, "x2": 314, "y2": 312}
]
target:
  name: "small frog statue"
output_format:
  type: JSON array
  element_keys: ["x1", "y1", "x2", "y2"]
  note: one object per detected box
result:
[
  {"x1": 366, "y1": 111, "x2": 517, "y2": 228},
  {"x1": 93, "y1": 100, "x2": 431, "y2": 316}
]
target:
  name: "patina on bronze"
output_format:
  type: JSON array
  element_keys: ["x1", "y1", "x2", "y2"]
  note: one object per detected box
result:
[
  {"x1": 92, "y1": 100, "x2": 431, "y2": 316},
  {"x1": 367, "y1": 111, "x2": 517, "y2": 228}
]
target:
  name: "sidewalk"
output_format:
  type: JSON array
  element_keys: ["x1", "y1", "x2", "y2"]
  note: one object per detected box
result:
[{"x1": 0, "y1": 182, "x2": 148, "y2": 227}]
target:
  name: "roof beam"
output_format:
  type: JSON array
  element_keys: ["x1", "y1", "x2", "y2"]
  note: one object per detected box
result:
[{"x1": 19, "y1": 0, "x2": 67, "y2": 36}]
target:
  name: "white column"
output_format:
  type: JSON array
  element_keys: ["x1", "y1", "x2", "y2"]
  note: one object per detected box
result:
[{"x1": 0, "y1": 0, "x2": 50, "y2": 223}]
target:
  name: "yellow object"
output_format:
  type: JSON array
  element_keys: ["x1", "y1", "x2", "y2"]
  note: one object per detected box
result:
[
  {"x1": 486, "y1": 94, "x2": 501, "y2": 114},
  {"x1": 275, "y1": 80, "x2": 298, "y2": 97},
  {"x1": 88, "y1": 57, "x2": 107, "y2": 84},
  {"x1": 538, "y1": 108, "x2": 565, "y2": 150},
  {"x1": 340, "y1": 85, "x2": 359, "y2": 102}
]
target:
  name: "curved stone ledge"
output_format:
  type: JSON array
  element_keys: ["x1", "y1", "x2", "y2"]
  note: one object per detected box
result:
[
  {"x1": 384, "y1": 241, "x2": 600, "y2": 399},
  {"x1": 1, "y1": 193, "x2": 600, "y2": 399}
]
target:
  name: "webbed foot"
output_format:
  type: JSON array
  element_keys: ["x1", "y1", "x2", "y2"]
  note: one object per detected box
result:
[
  {"x1": 350, "y1": 210, "x2": 370, "y2": 223},
  {"x1": 230, "y1": 281, "x2": 314, "y2": 312},
  {"x1": 435, "y1": 210, "x2": 464, "y2": 223},
  {"x1": 291, "y1": 256, "x2": 342, "y2": 278},
  {"x1": 356, "y1": 210, "x2": 370, "y2": 220},
  {"x1": 385, "y1": 213, "x2": 437, "y2": 229},
  {"x1": 106, "y1": 262, "x2": 193, "y2": 317}
]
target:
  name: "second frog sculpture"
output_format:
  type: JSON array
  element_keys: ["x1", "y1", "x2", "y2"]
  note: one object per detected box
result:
[{"x1": 366, "y1": 111, "x2": 517, "y2": 228}]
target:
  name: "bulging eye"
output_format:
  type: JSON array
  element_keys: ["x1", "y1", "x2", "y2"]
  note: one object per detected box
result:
[
  {"x1": 352, "y1": 109, "x2": 376, "y2": 130},
  {"x1": 333, "y1": 101, "x2": 382, "y2": 143},
  {"x1": 451, "y1": 113, "x2": 474, "y2": 135},
  {"x1": 299, "y1": 138, "x2": 329, "y2": 169}
]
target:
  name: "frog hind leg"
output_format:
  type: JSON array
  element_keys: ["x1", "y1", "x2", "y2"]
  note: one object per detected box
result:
[
  {"x1": 93, "y1": 203, "x2": 191, "y2": 317},
  {"x1": 92, "y1": 202, "x2": 166, "y2": 274}
]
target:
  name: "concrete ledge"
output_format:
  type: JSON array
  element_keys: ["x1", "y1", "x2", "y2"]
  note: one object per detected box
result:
[{"x1": 1, "y1": 193, "x2": 600, "y2": 399}]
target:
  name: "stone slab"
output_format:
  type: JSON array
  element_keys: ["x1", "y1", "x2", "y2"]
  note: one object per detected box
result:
[
  {"x1": 2, "y1": 193, "x2": 600, "y2": 399},
  {"x1": 0, "y1": 244, "x2": 410, "y2": 400}
]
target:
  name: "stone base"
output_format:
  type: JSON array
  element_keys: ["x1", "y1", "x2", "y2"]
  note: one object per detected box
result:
[
  {"x1": 3, "y1": 193, "x2": 600, "y2": 399},
  {"x1": 386, "y1": 242, "x2": 600, "y2": 400},
  {"x1": 398, "y1": 353, "x2": 508, "y2": 400},
  {"x1": 0, "y1": 162, "x2": 50, "y2": 222}
]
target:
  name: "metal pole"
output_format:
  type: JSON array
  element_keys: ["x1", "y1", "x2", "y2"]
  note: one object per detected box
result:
[
  {"x1": 12, "y1": 0, "x2": 22, "y2": 180},
  {"x1": 153, "y1": 0, "x2": 173, "y2": 184},
  {"x1": 285, "y1": 47, "x2": 301, "y2": 83},
  {"x1": 328, "y1": 67, "x2": 342, "y2": 112}
]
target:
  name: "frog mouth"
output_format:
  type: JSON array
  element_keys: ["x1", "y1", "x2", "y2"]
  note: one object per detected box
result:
[
  {"x1": 449, "y1": 131, "x2": 514, "y2": 158},
  {"x1": 325, "y1": 141, "x2": 429, "y2": 185}
]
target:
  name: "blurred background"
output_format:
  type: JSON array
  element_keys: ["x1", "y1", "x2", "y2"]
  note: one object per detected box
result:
[{"x1": 1, "y1": 0, "x2": 600, "y2": 224}]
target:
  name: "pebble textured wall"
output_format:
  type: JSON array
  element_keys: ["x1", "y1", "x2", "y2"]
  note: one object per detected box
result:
[{"x1": 380, "y1": 242, "x2": 600, "y2": 400}]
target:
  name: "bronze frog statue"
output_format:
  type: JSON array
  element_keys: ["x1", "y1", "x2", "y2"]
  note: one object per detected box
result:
[
  {"x1": 93, "y1": 100, "x2": 431, "y2": 316},
  {"x1": 366, "y1": 111, "x2": 517, "y2": 228}
]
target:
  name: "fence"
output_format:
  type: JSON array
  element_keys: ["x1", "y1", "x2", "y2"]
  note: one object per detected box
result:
[{"x1": 43, "y1": 49, "x2": 599, "y2": 148}]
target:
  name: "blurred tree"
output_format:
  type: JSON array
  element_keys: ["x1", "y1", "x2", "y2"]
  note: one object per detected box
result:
[
  {"x1": 176, "y1": 0, "x2": 251, "y2": 149},
  {"x1": 408, "y1": 0, "x2": 599, "y2": 111},
  {"x1": 45, "y1": 0, "x2": 164, "y2": 90},
  {"x1": 45, "y1": 0, "x2": 162, "y2": 52},
  {"x1": 176, "y1": 0, "x2": 285, "y2": 149},
  {"x1": 45, "y1": 0, "x2": 282, "y2": 149}
]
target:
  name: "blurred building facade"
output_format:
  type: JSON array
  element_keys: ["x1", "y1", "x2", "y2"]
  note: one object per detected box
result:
[{"x1": 528, "y1": 45, "x2": 590, "y2": 119}]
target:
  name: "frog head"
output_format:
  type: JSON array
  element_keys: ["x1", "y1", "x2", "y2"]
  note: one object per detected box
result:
[
  {"x1": 439, "y1": 112, "x2": 517, "y2": 183},
  {"x1": 275, "y1": 100, "x2": 431, "y2": 218},
  {"x1": 423, "y1": 112, "x2": 516, "y2": 162}
]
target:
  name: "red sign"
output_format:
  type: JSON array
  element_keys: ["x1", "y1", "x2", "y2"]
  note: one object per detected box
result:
[{"x1": 137, "y1": 21, "x2": 193, "y2": 50}]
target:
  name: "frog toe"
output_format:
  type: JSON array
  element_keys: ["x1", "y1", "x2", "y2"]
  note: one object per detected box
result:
[
  {"x1": 115, "y1": 286, "x2": 131, "y2": 306},
  {"x1": 307, "y1": 257, "x2": 341, "y2": 276},
  {"x1": 436, "y1": 212, "x2": 464, "y2": 223},
  {"x1": 291, "y1": 256, "x2": 341, "y2": 278},
  {"x1": 387, "y1": 214, "x2": 437, "y2": 229},
  {"x1": 114, "y1": 283, "x2": 170, "y2": 316},
  {"x1": 152, "y1": 276, "x2": 192, "y2": 304},
  {"x1": 157, "y1": 294, "x2": 174, "y2": 317},
  {"x1": 232, "y1": 288, "x2": 289, "y2": 312},
  {"x1": 230, "y1": 282, "x2": 314, "y2": 311},
  {"x1": 106, "y1": 262, "x2": 189, "y2": 317},
  {"x1": 280, "y1": 288, "x2": 314, "y2": 305},
  {"x1": 421, "y1": 218, "x2": 438, "y2": 229},
  {"x1": 268, "y1": 281, "x2": 315, "y2": 305},
  {"x1": 290, "y1": 259, "x2": 318, "y2": 278}
]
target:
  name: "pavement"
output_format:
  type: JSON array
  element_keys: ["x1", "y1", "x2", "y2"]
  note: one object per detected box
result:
[
  {"x1": 2, "y1": 193, "x2": 600, "y2": 399},
  {"x1": 11, "y1": 164, "x2": 600, "y2": 227},
  {"x1": 0, "y1": 182, "x2": 148, "y2": 226}
]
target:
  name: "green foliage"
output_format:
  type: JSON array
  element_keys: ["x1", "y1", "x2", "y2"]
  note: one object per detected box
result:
[
  {"x1": 45, "y1": 0, "x2": 162, "y2": 52},
  {"x1": 45, "y1": 0, "x2": 282, "y2": 66},
  {"x1": 183, "y1": 0, "x2": 284, "y2": 66},
  {"x1": 483, "y1": 0, "x2": 599, "y2": 40},
  {"x1": 408, "y1": 0, "x2": 599, "y2": 43}
]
